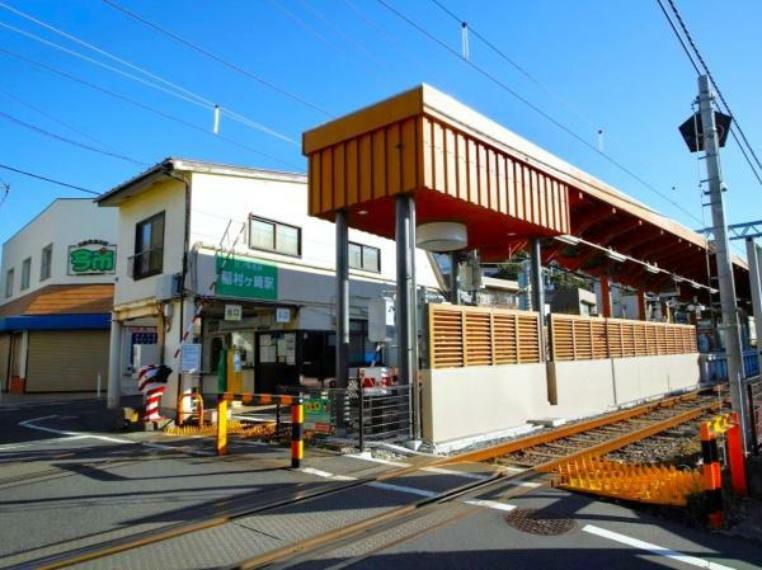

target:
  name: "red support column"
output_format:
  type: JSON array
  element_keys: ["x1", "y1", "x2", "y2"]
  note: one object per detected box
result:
[
  {"x1": 600, "y1": 277, "x2": 612, "y2": 318},
  {"x1": 637, "y1": 288, "x2": 647, "y2": 321}
]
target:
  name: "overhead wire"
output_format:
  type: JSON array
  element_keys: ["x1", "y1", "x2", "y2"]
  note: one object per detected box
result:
[
  {"x1": 657, "y1": 0, "x2": 762, "y2": 186},
  {"x1": 0, "y1": 8, "x2": 298, "y2": 145},
  {"x1": 375, "y1": 0, "x2": 707, "y2": 227},
  {"x1": 429, "y1": 0, "x2": 599, "y2": 132},
  {"x1": 98, "y1": 0, "x2": 332, "y2": 118},
  {"x1": 0, "y1": 47, "x2": 301, "y2": 169},
  {"x1": 0, "y1": 109, "x2": 149, "y2": 166},
  {"x1": 0, "y1": 163, "x2": 99, "y2": 195}
]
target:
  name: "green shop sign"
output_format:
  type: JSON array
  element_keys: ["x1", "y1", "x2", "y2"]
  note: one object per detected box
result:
[
  {"x1": 68, "y1": 241, "x2": 116, "y2": 275},
  {"x1": 215, "y1": 254, "x2": 278, "y2": 300},
  {"x1": 304, "y1": 395, "x2": 332, "y2": 434}
]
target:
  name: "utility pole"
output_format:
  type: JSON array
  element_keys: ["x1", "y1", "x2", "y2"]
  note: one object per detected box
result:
[{"x1": 697, "y1": 74, "x2": 750, "y2": 452}]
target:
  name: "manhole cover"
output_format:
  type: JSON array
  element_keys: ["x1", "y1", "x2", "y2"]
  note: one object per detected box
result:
[{"x1": 504, "y1": 508, "x2": 576, "y2": 535}]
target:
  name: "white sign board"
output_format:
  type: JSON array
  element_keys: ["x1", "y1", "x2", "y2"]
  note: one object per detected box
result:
[
  {"x1": 224, "y1": 304, "x2": 243, "y2": 321},
  {"x1": 368, "y1": 297, "x2": 395, "y2": 342},
  {"x1": 276, "y1": 307, "x2": 291, "y2": 323},
  {"x1": 180, "y1": 343, "x2": 202, "y2": 374}
]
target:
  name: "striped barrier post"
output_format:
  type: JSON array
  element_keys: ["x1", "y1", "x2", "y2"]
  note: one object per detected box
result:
[
  {"x1": 700, "y1": 421, "x2": 723, "y2": 528},
  {"x1": 138, "y1": 365, "x2": 171, "y2": 423},
  {"x1": 217, "y1": 396, "x2": 228, "y2": 456},
  {"x1": 291, "y1": 397, "x2": 304, "y2": 469},
  {"x1": 726, "y1": 413, "x2": 748, "y2": 496}
]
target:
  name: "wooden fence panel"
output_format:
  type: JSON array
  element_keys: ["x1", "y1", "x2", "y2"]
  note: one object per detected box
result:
[
  {"x1": 549, "y1": 314, "x2": 697, "y2": 362},
  {"x1": 429, "y1": 305, "x2": 540, "y2": 369}
]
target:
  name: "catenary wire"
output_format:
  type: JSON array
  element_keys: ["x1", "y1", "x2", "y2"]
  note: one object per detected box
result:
[
  {"x1": 429, "y1": 0, "x2": 599, "y2": 132},
  {"x1": 375, "y1": 0, "x2": 706, "y2": 227},
  {"x1": 0, "y1": 163, "x2": 99, "y2": 195},
  {"x1": 0, "y1": 48, "x2": 301, "y2": 170},
  {"x1": 0, "y1": 110, "x2": 148, "y2": 166},
  {"x1": 98, "y1": 0, "x2": 332, "y2": 117},
  {"x1": 0, "y1": 12, "x2": 297, "y2": 145}
]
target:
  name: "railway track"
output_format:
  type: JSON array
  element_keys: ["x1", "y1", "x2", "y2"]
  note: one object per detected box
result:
[{"x1": 25, "y1": 390, "x2": 721, "y2": 569}]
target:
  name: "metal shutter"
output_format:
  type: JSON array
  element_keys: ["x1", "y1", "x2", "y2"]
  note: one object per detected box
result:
[{"x1": 26, "y1": 330, "x2": 109, "y2": 392}]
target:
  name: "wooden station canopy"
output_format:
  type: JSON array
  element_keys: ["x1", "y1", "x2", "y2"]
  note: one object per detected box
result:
[{"x1": 302, "y1": 84, "x2": 748, "y2": 295}]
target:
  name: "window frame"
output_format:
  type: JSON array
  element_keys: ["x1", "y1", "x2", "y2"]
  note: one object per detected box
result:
[
  {"x1": 40, "y1": 243, "x2": 53, "y2": 282},
  {"x1": 133, "y1": 211, "x2": 165, "y2": 280},
  {"x1": 348, "y1": 241, "x2": 381, "y2": 273},
  {"x1": 5, "y1": 268, "x2": 14, "y2": 298},
  {"x1": 20, "y1": 257, "x2": 31, "y2": 290},
  {"x1": 248, "y1": 215, "x2": 302, "y2": 258}
]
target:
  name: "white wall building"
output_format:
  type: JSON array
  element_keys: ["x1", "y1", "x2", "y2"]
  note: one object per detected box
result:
[
  {"x1": 0, "y1": 199, "x2": 117, "y2": 393},
  {"x1": 97, "y1": 158, "x2": 444, "y2": 410}
]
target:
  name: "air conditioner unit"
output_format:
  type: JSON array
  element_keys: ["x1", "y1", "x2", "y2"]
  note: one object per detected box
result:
[{"x1": 156, "y1": 273, "x2": 183, "y2": 301}]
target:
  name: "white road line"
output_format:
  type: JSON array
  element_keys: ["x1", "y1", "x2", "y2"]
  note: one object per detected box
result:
[
  {"x1": 582, "y1": 525, "x2": 737, "y2": 570},
  {"x1": 463, "y1": 499, "x2": 517, "y2": 512},
  {"x1": 368, "y1": 481, "x2": 437, "y2": 498},
  {"x1": 421, "y1": 466, "x2": 489, "y2": 481},
  {"x1": 346, "y1": 452, "x2": 410, "y2": 467},
  {"x1": 301, "y1": 467, "x2": 357, "y2": 481},
  {"x1": 509, "y1": 481, "x2": 542, "y2": 488}
]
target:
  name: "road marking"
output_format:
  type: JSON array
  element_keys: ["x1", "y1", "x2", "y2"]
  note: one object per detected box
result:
[
  {"x1": 463, "y1": 499, "x2": 517, "y2": 512},
  {"x1": 18, "y1": 416, "x2": 212, "y2": 456},
  {"x1": 508, "y1": 481, "x2": 542, "y2": 488},
  {"x1": 301, "y1": 467, "x2": 358, "y2": 481},
  {"x1": 368, "y1": 481, "x2": 437, "y2": 497},
  {"x1": 582, "y1": 525, "x2": 736, "y2": 570},
  {"x1": 421, "y1": 466, "x2": 489, "y2": 481},
  {"x1": 346, "y1": 452, "x2": 410, "y2": 467}
]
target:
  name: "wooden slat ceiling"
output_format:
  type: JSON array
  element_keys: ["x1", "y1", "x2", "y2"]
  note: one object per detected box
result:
[{"x1": 303, "y1": 85, "x2": 747, "y2": 293}]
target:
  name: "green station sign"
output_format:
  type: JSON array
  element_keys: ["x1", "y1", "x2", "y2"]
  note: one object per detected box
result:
[
  {"x1": 215, "y1": 254, "x2": 278, "y2": 300},
  {"x1": 68, "y1": 241, "x2": 116, "y2": 275}
]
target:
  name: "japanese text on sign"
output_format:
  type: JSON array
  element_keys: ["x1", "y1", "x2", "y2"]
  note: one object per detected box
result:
[{"x1": 215, "y1": 254, "x2": 278, "y2": 300}]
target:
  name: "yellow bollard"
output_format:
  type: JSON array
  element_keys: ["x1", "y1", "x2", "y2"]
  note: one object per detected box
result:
[{"x1": 217, "y1": 397, "x2": 228, "y2": 456}]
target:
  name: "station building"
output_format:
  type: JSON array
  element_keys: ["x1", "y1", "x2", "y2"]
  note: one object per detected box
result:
[
  {"x1": 96, "y1": 159, "x2": 443, "y2": 405},
  {"x1": 0, "y1": 199, "x2": 117, "y2": 393}
]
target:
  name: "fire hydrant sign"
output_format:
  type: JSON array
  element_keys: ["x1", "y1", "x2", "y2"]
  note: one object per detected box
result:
[
  {"x1": 304, "y1": 395, "x2": 332, "y2": 434},
  {"x1": 215, "y1": 254, "x2": 278, "y2": 300}
]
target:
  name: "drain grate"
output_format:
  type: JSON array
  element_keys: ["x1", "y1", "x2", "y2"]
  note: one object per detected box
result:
[{"x1": 504, "y1": 508, "x2": 576, "y2": 536}]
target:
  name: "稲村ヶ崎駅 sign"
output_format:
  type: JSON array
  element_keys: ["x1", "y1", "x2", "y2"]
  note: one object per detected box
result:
[
  {"x1": 215, "y1": 254, "x2": 278, "y2": 300},
  {"x1": 68, "y1": 240, "x2": 116, "y2": 275}
]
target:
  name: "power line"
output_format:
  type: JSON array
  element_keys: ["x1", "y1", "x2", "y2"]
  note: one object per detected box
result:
[
  {"x1": 99, "y1": 0, "x2": 332, "y2": 117},
  {"x1": 657, "y1": 0, "x2": 762, "y2": 185},
  {"x1": 429, "y1": 0, "x2": 599, "y2": 132},
  {"x1": 0, "y1": 163, "x2": 99, "y2": 195},
  {"x1": 375, "y1": 0, "x2": 707, "y2": 226},
  {"x1": 0, "y1": 47, "x2": 301, "y2": 169},
  {"x1": 0, "y1": 6, "x2": 297, "y2": 145},
  {"x1": 0, "y1": 109, "x2": 149, "y2": 166}
]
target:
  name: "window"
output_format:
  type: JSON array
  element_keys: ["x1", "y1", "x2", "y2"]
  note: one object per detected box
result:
[
  {"x1": 133, "y1": 212, "x2": 165, "y2": 279},
  {"x1": 249, "y1": 216, "x2": 301, "y2": 256},
  {"x1": 348, "y1": 242, "x2": 381, "y2": 273},
  {"x1": 40, "y1": 244, "x2": 52, "y2": 281},
  {"x1": 5, "y1": 268, "x2": 13, "y2": 298},
  {"x1": 21, "y1": 258, "x2": 31, "y2": 290}
]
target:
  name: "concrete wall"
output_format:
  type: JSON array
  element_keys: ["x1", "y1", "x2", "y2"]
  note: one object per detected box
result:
[
  {"x1": 1, "y1": 199, "x2": 117, "y2": 305},
  {"x1": 421, "y1": 353, "x2": 701, "y2": 445},
  {"x1": 421, "y1": 363, "x2": 547, "y2": 444}
]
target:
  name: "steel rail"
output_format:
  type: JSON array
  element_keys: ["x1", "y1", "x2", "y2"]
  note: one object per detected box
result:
[{"x1": 29, "y1": 391, "x2": 713, "y2": 569}]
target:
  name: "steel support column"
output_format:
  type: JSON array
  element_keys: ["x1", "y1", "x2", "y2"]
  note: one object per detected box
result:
[
  {"x1": 396, "y1": 195, "x2": 419, "y2": 440},
  {"x1": 747, "y1": 238, "x2": 762, "y2": 382},
  {"x1": 450, "y1": 251, "x2": 461, "y2": 305},
  {"x1": 530, "y1": 238, "x2": 546, "y2": 361},
  {"x1": 600, "y1": 277, "x2": 612, "y2": 318},
  {"x1": 698, "y1": 74, "x2": 750, "y2": 451},
  {"x1": 335, "y1": 209, "x2": 350, "y2": 388},
  {"x1": 637, "y1": 288, "x2": 647, "y2": 321},
  {"x1": 107, "y1": 317, "x2": 122, "y2": 409}
]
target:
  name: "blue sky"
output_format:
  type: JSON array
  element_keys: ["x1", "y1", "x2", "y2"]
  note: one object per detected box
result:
[{"x1": 1, "y1": 0, "x2": 760, "y2": 250}]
